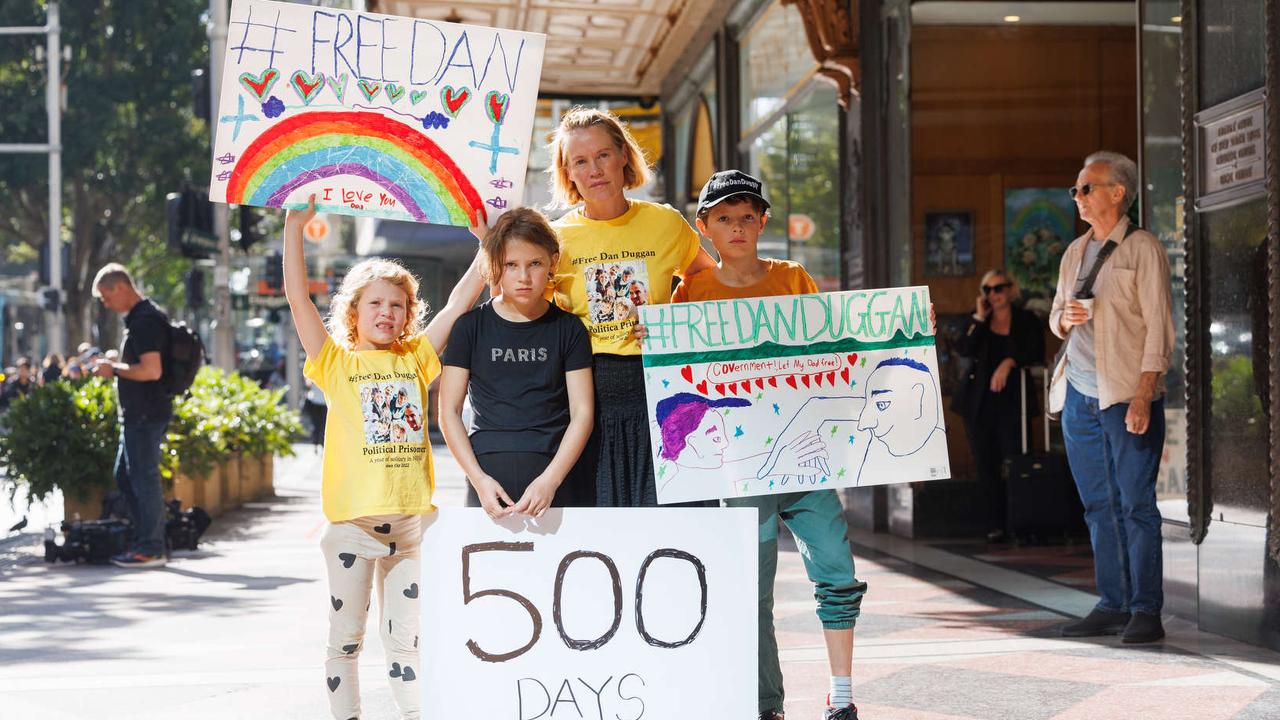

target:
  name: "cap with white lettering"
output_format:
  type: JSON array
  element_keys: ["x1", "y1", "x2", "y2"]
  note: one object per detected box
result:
[{"x1": 696, "y1": 170, "x2": 771, "y2": 214}]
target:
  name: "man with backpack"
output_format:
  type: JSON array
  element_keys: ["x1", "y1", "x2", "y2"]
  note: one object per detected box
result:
[{"x1": 92, "y1": 263, "x2": 176, "y2": 568}]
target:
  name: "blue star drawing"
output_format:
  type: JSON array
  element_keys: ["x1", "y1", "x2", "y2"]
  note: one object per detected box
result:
[
  {"x1": 848, "y1": 435, "x2": 856, "y2": 445},
  {"x1": 734, "y1": 426, "x2": 744, "y2": 438},
  {"x1": 769, "y1": 479, "x2": 775, "y2": 490},
  {"x1": 216, "y1": 170, "x2": 232, "y2": 181},
  {"x1": 219, "y1": 95, "x2": 259, "y2": 141},
  {"x1": 661, "y1": 379, "x2": 670, "y2": 388},
  {"x1": 772, "y1": 403, "x2": 780, "y2": 415},
  {"x1": 216, "y1": 153, "x2": 236, "y2": 165},
  {"x1": 820, "y1": 476, "x2": 829, "y2": 483}
]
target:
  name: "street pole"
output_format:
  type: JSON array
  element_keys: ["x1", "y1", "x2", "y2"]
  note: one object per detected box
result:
[
  {"x1": 209, "y1": 0, "x2": 234, "y2": 371},
  {"x1": 0, "y1": 3, "x2": 63, "y2": 356},
  {"x1": 46, "y1": 1, "x2": 62, "y2": 356}
]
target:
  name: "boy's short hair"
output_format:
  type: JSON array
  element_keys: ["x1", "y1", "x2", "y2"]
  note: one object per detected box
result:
[{"x1": 695, "y1": 193, "x2": 770, "y2": 222}]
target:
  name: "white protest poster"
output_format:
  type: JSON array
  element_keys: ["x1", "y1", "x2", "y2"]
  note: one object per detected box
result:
[
  {"x1": 638, "y1": 286, "x2": 950, "y2": 505},
  {"x1": 209, "y1": 0, "x2": 545, "y2": 226},
  {"x1": 421, "y1": 508, "x2": 757, "y2": 719}
]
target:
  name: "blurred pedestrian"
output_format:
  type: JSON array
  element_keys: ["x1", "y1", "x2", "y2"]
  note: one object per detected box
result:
[
  {"x1": 40, "y1": 353, "x2": 64, "y2": 386},
  {"x1": 63, "y1": 361, "x2": 85, "y2": 382},
  {"x1": 302, "y1": 378, "x2": 327, "y2": 451},
  {"x1": 0, "y1": 357, "x2": 36, "y2": 409},
  {"x1": 952, "y1": 270, "x2": 1045, "y2": 543},
  {"x1": 1050, "y1": 151, "x2": 1174, "y2": 644}
]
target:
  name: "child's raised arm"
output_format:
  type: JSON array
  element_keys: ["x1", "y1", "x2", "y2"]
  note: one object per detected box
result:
[
  {"x1": 283, "y1": 196, "x2": 329, "y2": 359},
  {"x1": 424, "y1": 249, "x2": 486, "y2": 352}
]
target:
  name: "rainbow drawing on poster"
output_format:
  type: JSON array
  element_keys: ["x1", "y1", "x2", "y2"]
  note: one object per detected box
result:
[
  {"x1": 210, "y1": 0, "x2": 546, "y2": 226},
  {"x1": 226, "y1": 111, "x2": 486, "y2": 226},
  {"x1": 638, "y1": 286, "x2": 951, "y2": 505}
]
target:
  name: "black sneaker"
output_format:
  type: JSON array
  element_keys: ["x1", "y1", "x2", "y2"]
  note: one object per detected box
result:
[
  {"x1": 1121, "y1": 612, "x2": 1165, "y2": 644},
  {"x1": 824, "y1": 704, "x2": 859, "y2": 720},
  {"x1": 759, "y1": 711, "x2": 784, "y2": 720},
  {"x1": 1060, "y1": 608, "x2": 1130, "y2": 637}
]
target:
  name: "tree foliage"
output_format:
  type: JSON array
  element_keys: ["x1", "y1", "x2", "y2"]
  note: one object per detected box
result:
[{"x1": 0, "y1": 0, "x2": 211, "y2": 343}]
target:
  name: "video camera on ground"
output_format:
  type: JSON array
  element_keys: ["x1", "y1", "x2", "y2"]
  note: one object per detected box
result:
[{"x1": 43, "y1": 494, "x2": 213, "y2": 564}]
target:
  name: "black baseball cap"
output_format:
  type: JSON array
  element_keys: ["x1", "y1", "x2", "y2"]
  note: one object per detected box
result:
[{"x1": 696, "y1": 170, "x2": 771, "y2": 214}]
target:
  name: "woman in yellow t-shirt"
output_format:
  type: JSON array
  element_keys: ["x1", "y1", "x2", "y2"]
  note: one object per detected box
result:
[
  {"x1": 547, "y1": 107, "x2": 717, "y2": 506},
  {"x1": 284, "y1": 196, "x2": 484, "y2": 720}
]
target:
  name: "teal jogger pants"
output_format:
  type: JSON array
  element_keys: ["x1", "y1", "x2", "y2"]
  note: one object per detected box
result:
[{"x1": 726, "y1": 489, "x2": 867, "y2": 713}]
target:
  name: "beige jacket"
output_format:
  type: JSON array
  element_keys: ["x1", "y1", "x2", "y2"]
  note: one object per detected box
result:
[{"x1": 1048, "y1": 217, "x2": 1175, "y2": 410}]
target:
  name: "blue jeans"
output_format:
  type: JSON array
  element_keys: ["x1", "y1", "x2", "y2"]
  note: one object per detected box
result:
[
  {"x1": 114, "y1": 420, "x2": 169, "y2": 557},
  {"x1": 1062, "y1": 382, "x2": 1164, "y2": 614}
]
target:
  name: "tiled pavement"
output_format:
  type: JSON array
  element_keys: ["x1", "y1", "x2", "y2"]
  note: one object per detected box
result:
[{"x1": 1, "y1": 445, "x2": 1278, "y2": 719}]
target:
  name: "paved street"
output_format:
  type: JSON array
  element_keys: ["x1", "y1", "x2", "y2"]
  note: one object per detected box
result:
[{"x1": 1, "y1": 445, "x2": 1279, "y2": 719}]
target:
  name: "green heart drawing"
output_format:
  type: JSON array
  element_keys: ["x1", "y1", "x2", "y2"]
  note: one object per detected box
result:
[
  {"x1": 384, "y1": 83, "x2": 405, "y2": 104},
  {"x1": 290, "y1": 70, "x2": 326, "y2": 105},
  {"x1": 326, "y1": 73, "x2": 349, "y2": 103},
  {"x1": 409, "y1": 89, "x2": 430, "y2": 106},
  {"x1": 440, "y1": 85, "x2": 472, "y2": 118},
  {"x1": 357, "y1": 79, "x2": 382, "y2": 102}
]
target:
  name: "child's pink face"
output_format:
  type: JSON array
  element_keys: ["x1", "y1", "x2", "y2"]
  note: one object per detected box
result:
[
  {"x1": 356, "y1": 279, "x2": 409, "y2": 349},
  {"x1": 696, "y1": 201, "x2": 767, "y2": 261},
  {"x1": 499, "y1": 238, "x2": 557, "y2": 302}
]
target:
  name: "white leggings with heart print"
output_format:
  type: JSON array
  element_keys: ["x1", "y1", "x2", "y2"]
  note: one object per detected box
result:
[{"x1": 321, "y1": 515, "x2": 423, "y2": 720}]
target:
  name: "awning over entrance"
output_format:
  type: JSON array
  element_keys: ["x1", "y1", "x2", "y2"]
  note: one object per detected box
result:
[{"x1": 368, "y1": 0, "x2": 722, "y2": 97}]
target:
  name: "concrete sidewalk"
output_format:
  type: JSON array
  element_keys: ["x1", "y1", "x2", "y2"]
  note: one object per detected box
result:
[{"x1": 1, "y1": 445, "x2": 1279, "y2": 719}]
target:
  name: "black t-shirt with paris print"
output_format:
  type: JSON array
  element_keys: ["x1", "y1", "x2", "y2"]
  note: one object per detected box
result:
[{"x1": 443, "y1": 300, "x2": 591, "y2": 455}]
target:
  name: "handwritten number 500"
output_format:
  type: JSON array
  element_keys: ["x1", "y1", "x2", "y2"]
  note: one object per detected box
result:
[{"x1": 461, "y1": 543, "x2": 709, "y2": 663}]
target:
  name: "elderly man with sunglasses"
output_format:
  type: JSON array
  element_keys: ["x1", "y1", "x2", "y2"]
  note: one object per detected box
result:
[{"x1": 1048, "y1": 151, "x2": 1174, "y2": 644}]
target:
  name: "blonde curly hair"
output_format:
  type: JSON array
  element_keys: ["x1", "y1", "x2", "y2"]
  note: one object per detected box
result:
[{"x1": 327, "y1": 258, "x2": 427, "y2": 349}]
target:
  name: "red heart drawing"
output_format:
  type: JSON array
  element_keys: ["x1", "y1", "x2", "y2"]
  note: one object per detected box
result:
[
  {"x1": 846, "y1": 353, "x2": 858, "y2": 367},
  {"x1": 714, "y1": 383, "x2": 724, "y2": 395},
  {"x1": 486, "y1": 90, "x2": 510, "y2": 124},
  {"x1": 727, "y1": 382, "x2": 737, "y2": 395},
  {"x1": 815, "y1": 373, "x2": 825, "y2": 387},
  {"x1": 238, "y1": 68, "x2": 279, "y2": 101},
  {"x1": 768, "y1": 377, "x2": 778, "y2": 388},
  {"x1": 696, "y1": 380, "x2": 708, "y2": 395},
  {"x1": 680, "y1": 365, "x2": 693, "y2": 384},
  {"x1": 441, "y1": 85, "x2": 471, "y2": 117},
  {"x1": 785, "y1": 376, "x2": 797, "y2": 390},
  {"x1": 755, "y1": 378, "x2": 764, "y2": 390},
  {"x1": 826, "y1": 371, "x2": 836, "y2": 385},
  {"x1": 801, "y1": 375, "x2": 811, "y2": 388},
  {"x1": 840, "y1": 367, "x2": 850, "y2": 384}
]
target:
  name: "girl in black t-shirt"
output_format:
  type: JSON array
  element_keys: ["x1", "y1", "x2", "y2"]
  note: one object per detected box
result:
[{"x1": 440, "y1": 208, "x2": 595, "y2": 519}]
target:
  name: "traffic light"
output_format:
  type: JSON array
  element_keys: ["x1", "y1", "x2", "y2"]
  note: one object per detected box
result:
[
  {"x1": 192, "y1": 68, "x2": 210, "y2": 122},
  {"x1": 166, "y1": 188, "x2": 216, "y2": 259},
  {"x1": 239, "y1": 206, "x2": 268, "y2": 252},
  {"x1": 40, "y1": 287, "x2": 61, "y2": 312},
  {"x1": 264, "y1": 252, "x2": 284, "y2": 292},
  {"x1": 185, "y1": 268, "x2": 205, "y2": 310}
]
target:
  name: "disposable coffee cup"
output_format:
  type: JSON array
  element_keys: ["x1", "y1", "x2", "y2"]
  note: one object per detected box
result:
[{"x1": 1075, "y1": 296, "x2": 1095, "y2": 320}]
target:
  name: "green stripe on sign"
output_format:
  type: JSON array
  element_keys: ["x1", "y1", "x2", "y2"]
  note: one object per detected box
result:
[{"x1": 641, "y1": 331, "x2": 935, "y2": 369}]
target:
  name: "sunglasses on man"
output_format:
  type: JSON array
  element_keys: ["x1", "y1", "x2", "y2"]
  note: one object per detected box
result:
[
  {"x1": 982, "y1": 283, "x2": 1011, "y2": 295},
  {"x1": 1068, "y1": 182, "x2": 1117, "y2": 199}
]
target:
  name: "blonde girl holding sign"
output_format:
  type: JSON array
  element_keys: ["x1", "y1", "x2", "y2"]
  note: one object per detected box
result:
[{"x1": 284, "y1": 196, "x2": 484, "y2": 720}]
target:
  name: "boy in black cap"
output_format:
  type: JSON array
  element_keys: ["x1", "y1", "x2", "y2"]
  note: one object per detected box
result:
[{"x1": 673, "y1": 170, "x2": 866, "y2": 720}]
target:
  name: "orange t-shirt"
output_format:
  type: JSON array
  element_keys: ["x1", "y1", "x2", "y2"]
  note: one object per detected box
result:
[{"x1": 671, "y1": 258, "x2": 817, "y2": 302}]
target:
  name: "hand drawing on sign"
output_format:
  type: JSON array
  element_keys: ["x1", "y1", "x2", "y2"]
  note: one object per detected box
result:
[
  {"x1": 756, "y1": 357, "x2": 946, "y2": 488},
  {"x1": 654, "y1": 393, "x2": 830, "y2": 495}
]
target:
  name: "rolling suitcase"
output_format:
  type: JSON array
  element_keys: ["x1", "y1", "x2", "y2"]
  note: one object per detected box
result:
[{"x1": 1002, "y1": 367, "x2": 1087, "y2": 544}]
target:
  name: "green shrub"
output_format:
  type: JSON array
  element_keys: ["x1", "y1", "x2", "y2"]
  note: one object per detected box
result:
[{"x1": 0, "y1": 378, "x2": 119, "y2": 504}]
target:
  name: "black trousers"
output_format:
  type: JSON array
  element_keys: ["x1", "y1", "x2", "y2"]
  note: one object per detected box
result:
[
  {"x1": 465, "y1": 451, "x2": 566, "y2": 508},
  {"x1": 962, "y1": 393, "x2": 1028, "y2": 533}
]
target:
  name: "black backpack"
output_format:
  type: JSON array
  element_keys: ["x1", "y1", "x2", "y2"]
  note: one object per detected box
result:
[{"x1": 165, "y1": 321, "x2": 206, "y2": 397}]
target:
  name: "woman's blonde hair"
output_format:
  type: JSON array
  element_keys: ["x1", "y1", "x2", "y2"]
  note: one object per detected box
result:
[
  {"x1": 979, "y1": 268, "x2": 1022, "y2": 303},
  {"x1": 548, "y1": 106, "x2": 652, "y2": 207},
  {"x1": 327, "y1": 258, "x2": 427, "y2": 349},
  {"x1": 481, "y1": 207, "x2": 561, "y2": 284}
]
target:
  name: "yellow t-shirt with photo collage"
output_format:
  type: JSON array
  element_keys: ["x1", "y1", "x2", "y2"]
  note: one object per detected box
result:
[
  {"x1": 303, "y1": 334, "x2": 441, "y2": 522},
  {"x1": 553, "y1": 200, "x2": 702, "y2": 355}
]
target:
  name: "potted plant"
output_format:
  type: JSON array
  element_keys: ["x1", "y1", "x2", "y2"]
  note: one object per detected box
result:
[{"x1": 0, "y1": 378, "x2": 119, "y2": 521}]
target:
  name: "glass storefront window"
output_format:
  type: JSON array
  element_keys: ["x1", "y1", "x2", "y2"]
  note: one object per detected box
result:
[
  {"x1": 1202, "y1": 199, "x2": 1269, "y2": 527},
  {"x1": 746, "y1": 82, "x2": 841, "y2": 290},
  {"x1": 739, "y1": 2, "x2": 819, "y2": 135},
  {"x1": 1198, "y1": 0, "x2": 1266, "y2": 107},
  {"x1": 1141, "y1": 0, "x2": 1187, "y2": 521}
]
